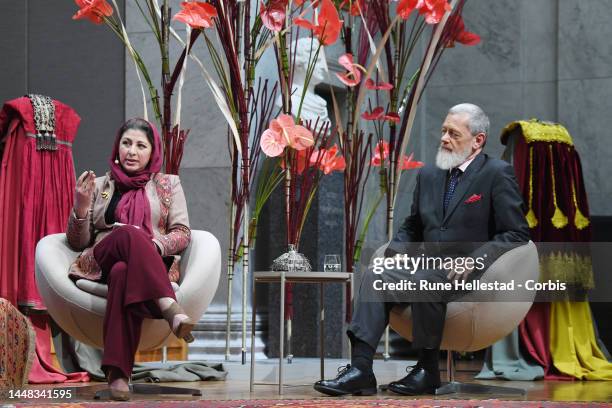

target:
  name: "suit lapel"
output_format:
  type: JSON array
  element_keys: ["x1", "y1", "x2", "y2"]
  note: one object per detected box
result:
[{"x1": 442, "y1": 153, "x2": 486, "y2": 224}]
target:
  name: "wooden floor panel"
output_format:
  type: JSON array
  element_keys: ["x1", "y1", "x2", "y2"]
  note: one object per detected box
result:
[{"x1": 4, "y1": 360, "x2": 611, "y2": 404}]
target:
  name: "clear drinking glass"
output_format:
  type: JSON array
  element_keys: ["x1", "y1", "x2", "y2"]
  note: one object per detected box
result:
[{"x1": 324, "y1": 254, "x2": 341, "y2": 272}]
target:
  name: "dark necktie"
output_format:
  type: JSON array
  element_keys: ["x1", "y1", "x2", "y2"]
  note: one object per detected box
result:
[{"x1": 443, "y1": 168, "x2": 462, "y2": 213}]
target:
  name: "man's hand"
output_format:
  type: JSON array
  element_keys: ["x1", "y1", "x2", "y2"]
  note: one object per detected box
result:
[
  {"x1": 446, "y1": 263, "x2": 474, "y2": 282},
  {"x1": 384, "y1": 247, "x2": 399, "y2": 258}
]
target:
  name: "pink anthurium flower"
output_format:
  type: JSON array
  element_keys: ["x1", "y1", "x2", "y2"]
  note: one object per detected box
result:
[
  {"x1": 260, "y1": 128, "x2": 287, "y2": 157},
  {"x1": 260, "y1": 0, "x2": 287, "y2": 32},
  {"x1": 260, "y1": 114, "x2": 314, "y2": 157},
  {"x1": 336, "y1": 53, "x2": 363, "y2": 87}
]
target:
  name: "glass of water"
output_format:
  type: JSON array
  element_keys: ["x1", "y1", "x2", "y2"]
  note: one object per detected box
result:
[{"x1": 324, "y1": 254, "x2": 341, "y2": 272}]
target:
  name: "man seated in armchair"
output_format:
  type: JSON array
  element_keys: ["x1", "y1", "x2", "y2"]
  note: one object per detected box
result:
[{"x1": 314, "y1": 103, "x2": 530, "y2": 396}]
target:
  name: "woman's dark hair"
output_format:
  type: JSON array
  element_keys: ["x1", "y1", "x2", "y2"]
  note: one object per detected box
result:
[{"x1": 118, "y1": 118, "x2": 155, "y2": 146}]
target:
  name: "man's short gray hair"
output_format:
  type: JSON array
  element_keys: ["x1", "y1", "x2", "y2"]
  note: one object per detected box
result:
[{"x1": 448, "y1": 103, "x2": 489, "y2": 137}]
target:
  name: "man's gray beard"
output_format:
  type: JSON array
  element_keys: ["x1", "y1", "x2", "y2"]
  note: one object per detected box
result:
[{"x1": 435, "y1": 145, "x2": 472, "y2": 170}]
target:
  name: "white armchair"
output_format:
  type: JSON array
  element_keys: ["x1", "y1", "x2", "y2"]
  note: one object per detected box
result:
[{"x1": 35, "y1": 230, "x2": 221, "y2": 351}]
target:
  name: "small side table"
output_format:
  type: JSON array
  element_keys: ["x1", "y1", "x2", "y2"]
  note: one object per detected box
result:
[{"x1": 249, "y1": 271, "x2": 353, "y2": 394}]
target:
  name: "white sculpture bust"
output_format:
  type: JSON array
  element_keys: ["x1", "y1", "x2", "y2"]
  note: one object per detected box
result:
[{"x1": 277, "y1": 37, "x2": 331, "y2": 133}]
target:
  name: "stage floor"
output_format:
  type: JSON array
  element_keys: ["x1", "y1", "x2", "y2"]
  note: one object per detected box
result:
[{"x1": 3, "y1": 358, "x2": 611, "y2": 405}]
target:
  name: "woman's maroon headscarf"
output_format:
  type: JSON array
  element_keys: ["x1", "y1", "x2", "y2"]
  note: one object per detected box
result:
[{"x1": 108, "y1": 118, "x2": 163, "y2": 237}]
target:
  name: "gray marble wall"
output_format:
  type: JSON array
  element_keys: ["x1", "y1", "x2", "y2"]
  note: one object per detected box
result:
[{"x1": 0, "y1": 0, "x2": 125, "y2": 174}]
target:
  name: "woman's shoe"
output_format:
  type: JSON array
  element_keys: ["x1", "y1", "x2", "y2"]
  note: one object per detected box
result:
[
  {"x1": 109, "y1": 387, "x2": 131, "y2": 401},
  {"x1": 161, "y1": 301, "x2": 195, "y2": 343},
  {"x1": 107, "y1": 371, "x2": 131, "y2": 401}
]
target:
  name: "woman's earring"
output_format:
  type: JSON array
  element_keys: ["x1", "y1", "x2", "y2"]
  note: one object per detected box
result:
[{"x1": 114, "y1": 158, "x2": 119, "y2": 164}]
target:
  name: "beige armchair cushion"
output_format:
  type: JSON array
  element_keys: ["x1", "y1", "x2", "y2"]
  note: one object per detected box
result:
[
  {"x1": 35, "y1": 230, "x2": 221, "y2": 351},
  {"x1": 386, "y1": 241, "x2": 539, "y2": 351}
]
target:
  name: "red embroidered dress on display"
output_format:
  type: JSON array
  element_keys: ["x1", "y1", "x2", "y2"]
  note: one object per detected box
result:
[{"x1": 0, "y1": 95, "x2": 89, "y2": 383}]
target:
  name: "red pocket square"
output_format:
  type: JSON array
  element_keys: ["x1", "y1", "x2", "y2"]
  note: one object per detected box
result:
[{"x1": 465, "y1": 194, "x2": 482, "y2": 204}]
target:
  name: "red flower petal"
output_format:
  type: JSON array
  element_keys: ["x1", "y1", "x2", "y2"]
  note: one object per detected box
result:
[
  {"x1": 365, "y1": 78, "x2": 394, "y2": 90},
  {"x1": 173, "y1": 2, "x2": 218, "y2": 29},
  {"x1": 336, "y1": 53, "x2": 362, "y2": 87},
  {"x1": 397, "y1": 0, "x2": 418, "y2": 19},
  {"x1": 456, "y1": 30, "x2": 480, "y2": 46},
  {"x1": 260, "y1": 0, "x2": 287, "y2": 32},
  {"x1": 383, "y1": 112, "x2": 400, "y2": 123},
  {"x1": 336, "y1": 72, "x2": 360, "y2": 87},
  {"x1": 399, "y1": 153, "x2": 425, "y2": 170},
  {"x1": 293, "y1": 17, "x2": 316, "y2": 30},
  {"x1": 338, "y1": 53, "x2": 355, "y2": 70},
  {"x1": 260, "y1": 129, "x2": 287, "y2": 157},
  {"x1": 72, "y1": 0, "x2": 113, "y2": 24},
  {"x1": 315, "y1": 0, "x2": 342, "y2": 46},
  {"x1": 361, "y1": 107, "x2": 385, "y2": 121}
]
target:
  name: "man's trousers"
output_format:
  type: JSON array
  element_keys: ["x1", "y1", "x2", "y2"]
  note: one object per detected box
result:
[{"x1": 347, "y1": 265, "x2": 472, "y2": 350}]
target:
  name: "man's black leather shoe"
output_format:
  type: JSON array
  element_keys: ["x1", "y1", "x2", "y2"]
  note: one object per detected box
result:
[
  {"x1": 314, "y1": 364, "x2": 377, "y2": 396},
  {"x1": 387, "y1": 365, "x2": 441, "y2": 396}
]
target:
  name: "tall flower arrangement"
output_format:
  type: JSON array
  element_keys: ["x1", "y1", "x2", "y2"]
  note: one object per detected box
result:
[
  {"x1": 71, "y1": 0, "x2": 214, "y2": 173},
  {"x1": 331, "y1": 0, "x2": 480, "y2": 354},
  {"x1": 256, "y1": 2, "x2": 346, "y2": 351}
]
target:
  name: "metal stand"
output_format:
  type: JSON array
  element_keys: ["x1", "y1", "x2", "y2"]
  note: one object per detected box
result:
[
  {"x1": 286, "y1": 319, "x2": 293, "y2": 363},
  {"x1": 250, "y1": 271, "x2": 352, "y2": 394},
  {"x1": 383, "y1": 326, "x2": 391, "y2": 361},
  {"x1": 435, "y1": 351, "x2": 525, "y2": 396}
]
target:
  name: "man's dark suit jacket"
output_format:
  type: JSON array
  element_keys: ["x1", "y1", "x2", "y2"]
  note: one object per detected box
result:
[{"x1": 386, "y1": 153, "x2": 530, "y2": 269}]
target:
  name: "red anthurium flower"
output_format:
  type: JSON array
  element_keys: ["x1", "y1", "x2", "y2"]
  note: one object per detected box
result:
[
  {"x1": 397, "y1": 0, "x2": 417, "y2": 19},
  {"x1": 281, "y1": 148, "x2": 313, "y2": 174},
  {"x1": 361, "y1": 106, "x2": 385, "y2": 121},
  {"x1": 72, "y1": 0, "x2": 113, "y2": 24},
  {"x1": 310, "y1": 145, "x2": 346, "y2": 174},
  {"x1": 399, "y1": 152, "x2": 424, "y2": 170},
  {"x1": 336, "y1": 53, "x2": 363, "y2": 87},
  {"x1": 383, "y1": 112, "x2": 401, "y2": 123},
  {"x1": 260, "y1": 0, "x2": 287, "y2": 32},
  {"x1": 370, "y1": 140, "x2": 390, "y2": 166},
  {"x1": 260, "y1": 114, "x2": 314, "y2": 157},
  {"x1": 446, "y1": 14, "x2": 480, "y2": 47},
  {"x1": 297, "y1": 0, "x2": 342, "y2": 46},
  {"x1": 397, "y1": 0, "x2": 451, "y2": 24},
  {"x1": 293, "y1": 17, "x2": 316, "y2": 30},
  {"x1": 314, "y1": 0, "x2": 342, "y2": 45},
  {"x1": 173, "y1": 2, "x2": 218, "y2": 29},
  {"x1": 421, "y1": 0, "x2": 451, "y2": 24},
  {"x1": 365, "y1": 78, "x2": 394, "y2": 91}
]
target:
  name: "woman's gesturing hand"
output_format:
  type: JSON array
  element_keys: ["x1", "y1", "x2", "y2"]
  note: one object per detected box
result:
[{"x1": 74, "y1": 170, "x2": 96, "y2": 219}]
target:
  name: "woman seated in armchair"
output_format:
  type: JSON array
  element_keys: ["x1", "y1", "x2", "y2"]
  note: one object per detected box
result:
[{"x1": 66, "y1": 118, "x2": 194, "y2": 400}]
